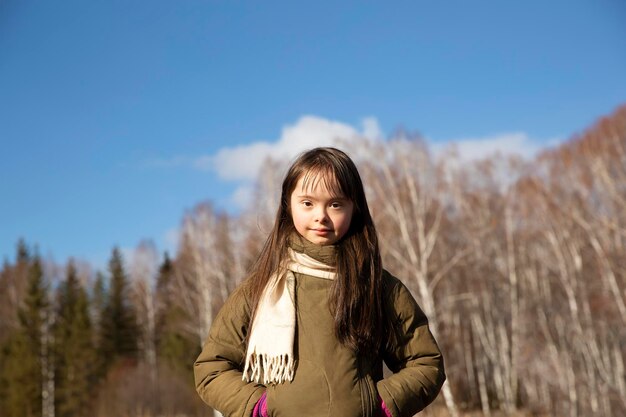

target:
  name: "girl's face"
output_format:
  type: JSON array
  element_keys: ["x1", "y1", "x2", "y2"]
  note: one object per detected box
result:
[{"x1": 289, "y1": 174, "x2": 354, "y2": 246}]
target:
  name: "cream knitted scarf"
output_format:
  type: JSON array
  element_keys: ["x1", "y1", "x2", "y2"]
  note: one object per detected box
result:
[{"x1": 242, "y1": 247, "x2": 337, "y2": 385}]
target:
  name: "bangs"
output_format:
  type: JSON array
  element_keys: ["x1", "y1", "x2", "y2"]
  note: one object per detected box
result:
[{"x1": 299, "y1": 167, "x2": 346, "y2": 198}]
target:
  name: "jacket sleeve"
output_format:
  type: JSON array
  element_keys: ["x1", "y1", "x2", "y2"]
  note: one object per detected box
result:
[
  {"x1": 194, "y1": 284, "x2": 265, "y2": 417},
  {"x1": 376, "y1": 274, "x2": 446, "y2": 417}
]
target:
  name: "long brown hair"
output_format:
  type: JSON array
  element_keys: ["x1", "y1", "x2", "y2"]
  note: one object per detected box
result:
[{"x1": 247, "y1": 147, "x2": 387, "y2": 354}]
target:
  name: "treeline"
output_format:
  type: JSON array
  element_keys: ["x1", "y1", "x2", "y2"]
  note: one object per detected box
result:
[
  {"x1": 1, "y1": 105, "x2": 625, "y2": 417},
  {"x1": 0, "y1": 245, "x2": 208, "y2": 417}
]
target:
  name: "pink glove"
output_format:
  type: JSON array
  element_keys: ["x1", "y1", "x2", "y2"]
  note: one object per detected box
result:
[
  {"x1": 252, "y1": 392, "x2": 268, "y2": 417},
  {"x1": 379, "y1": 394, "x2": 392, "y2": 417}
]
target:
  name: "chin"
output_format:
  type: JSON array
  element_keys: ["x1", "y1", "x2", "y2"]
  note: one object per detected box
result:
[
  {"x1": 305, "y1": 236, "x2": 333, "y2": 246},
  {"x1": 318, "y1": 238, "x2": 339, "y2": 246}
]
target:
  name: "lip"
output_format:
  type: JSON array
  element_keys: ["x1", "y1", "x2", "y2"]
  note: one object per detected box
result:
[{"x1": 311, "y1": 228, "x2": 332, "y2": 235}]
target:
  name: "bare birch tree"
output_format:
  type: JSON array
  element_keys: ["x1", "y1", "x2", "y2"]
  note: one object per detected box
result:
[
  {"x1": 173, "y1": 203, "x2": 241, "y2": 348},
  {"x1": 130, "y1": 240, "x2": 160, "y2": 387},
  {"x1": 357, "y1": 135, "x2": 462, "y2": 417}
]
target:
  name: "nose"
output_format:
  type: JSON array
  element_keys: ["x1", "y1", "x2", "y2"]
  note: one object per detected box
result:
[{"x1": 314, "y1": 206, "x2": 329, "y2": 222}]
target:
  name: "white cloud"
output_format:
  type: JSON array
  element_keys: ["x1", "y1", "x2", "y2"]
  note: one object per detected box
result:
[
  {"x1": 427, "y1": 132, "x2": 564, "y2": 193},
  {"x1": 209, "y1": 141, "x2": 277, "y2": 180},
  {"x1": 206, "y1": 115, "x2": 382, "y2": 181},
  {"x1": 361, "y1": 116, "x2": 383, "y2": 141},
  {"x1": 430, "y1": 132, "x2": 559, "y2": 162},
  {"x1": 230, "y1": 184, "x2": 255, "y2": 209}
]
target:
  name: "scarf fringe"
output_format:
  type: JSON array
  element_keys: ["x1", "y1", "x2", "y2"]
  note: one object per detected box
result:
[{"x1": 242, "y1": 353, "x2": 295, "y2": 385}]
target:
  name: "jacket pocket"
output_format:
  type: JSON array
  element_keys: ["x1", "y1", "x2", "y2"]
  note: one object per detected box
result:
[{"x1": 266, "y1": 359, "x2": 330, "y2": 417}]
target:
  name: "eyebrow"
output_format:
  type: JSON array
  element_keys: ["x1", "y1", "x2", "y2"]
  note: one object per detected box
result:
[{"x1": 294, "y1": 193, "x2": 348, "y2": 201}]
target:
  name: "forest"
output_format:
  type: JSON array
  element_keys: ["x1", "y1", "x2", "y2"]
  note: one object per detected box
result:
[{"x1": 1, "y1": 105, "x2": 624, "y2": 417}]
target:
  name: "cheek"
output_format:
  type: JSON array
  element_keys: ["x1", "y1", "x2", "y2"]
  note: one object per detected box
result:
[
  {"x1": 290, "y1": 206, "x2": 306, "y2": 229},
  {"x1": 335, "y1": 212, "x2": 353, "y2": 236}
]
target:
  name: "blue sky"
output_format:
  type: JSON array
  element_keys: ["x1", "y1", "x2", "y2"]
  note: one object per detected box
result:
[{"x1": 1, "y1": 0, "x2": 625, "y2": 271}]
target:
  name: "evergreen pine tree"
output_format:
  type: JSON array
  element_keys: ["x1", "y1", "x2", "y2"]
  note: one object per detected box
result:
[
  {"x1": 54, "y1": 260, "x2": 95, "y2": 417},
  {"x1": 90, "y1": 272, "x2": 107, "y2": 380},
  {"x1": 99, "y1": 247, "x2": 138, "y2": 372},
  {"x1": 0, "y1": 266, "x2": 9, "y2": 416},
  {"x1": 154, "y1": 252, "x2": 173, "y2": 347},
  {"x1": 16, "y1": 238, "x2": 30, "y2": 264},
  {"x1": 1, "y1": 256, "x2": 48, "y2": 417},
  {"x1": 155, "y1": 253, "x2": 199, "y2": 375},
  {"x1": 91, "y1": 273, "x2": 107, "y2": 326},
  {"x1": 0, "y1": 258, "x2": 13, "y2": 346}
]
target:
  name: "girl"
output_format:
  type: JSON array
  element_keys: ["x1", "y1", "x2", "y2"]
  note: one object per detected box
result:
[{"x1": 194, "y1": 147, "x2": 445, "y2": 417}]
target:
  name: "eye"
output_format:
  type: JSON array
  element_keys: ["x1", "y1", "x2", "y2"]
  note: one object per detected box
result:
[
  {"x1": 302, "y1": 200, "x2": 313, "y2": 207},
  {"x1": 330, "y1": 201, "x2": 343, "y2": 209}
]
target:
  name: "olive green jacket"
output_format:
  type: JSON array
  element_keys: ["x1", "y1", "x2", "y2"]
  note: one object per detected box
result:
[{"x1": 194, "y1": 270, "x2": 445, "y2": 417}]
